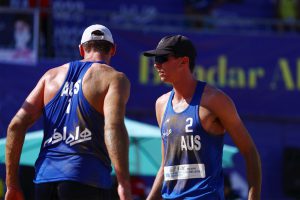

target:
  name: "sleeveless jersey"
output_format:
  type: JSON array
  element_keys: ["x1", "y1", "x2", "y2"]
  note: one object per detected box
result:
[
  {"x1": 161, "y1": 81, "x2": 224, "y2": 200},
  {"x1": 34, "y1": 60, "x2": 112, "y2": 189}
]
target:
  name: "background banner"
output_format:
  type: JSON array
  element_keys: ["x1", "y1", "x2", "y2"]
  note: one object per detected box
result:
[
  {"x1": 0, "y1": 8, "x2": 38, "y2": 65},
  {"x1": 0, "y1": 2, "x2": 299, "y2": 199},
  {"x1": 109, "y1": 29, "x2": 300, "y2": 119}
]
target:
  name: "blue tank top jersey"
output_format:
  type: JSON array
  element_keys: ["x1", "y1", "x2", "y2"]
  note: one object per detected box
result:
[
  {"x1": 34, "y1": 60, "x2": 112, "y2": 189},
  {"x1": 161, "y1": 81, "x2": 224, "y2": 200}
]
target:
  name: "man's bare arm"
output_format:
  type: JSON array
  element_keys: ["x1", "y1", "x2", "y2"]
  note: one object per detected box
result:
[
  {"x1": 5, "y1": 76, "x2": 44, "y2": 200},
  {"x1": 146, "y1": 142, "x2": 164, "y2": 200},
  {"x1": 103, "y1": 72, "x2": 132, "y2": 200},
  {"x1": 146, "y1": 95, "x2": 168, "y2": 200},
  {"x1": 206, "y1": 87, "x2": 262, "y2": 200}
]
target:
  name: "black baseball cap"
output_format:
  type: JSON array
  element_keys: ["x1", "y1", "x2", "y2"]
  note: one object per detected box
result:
[{"x1": 143, "y1": 35, "x2": 197, "y2": 58}]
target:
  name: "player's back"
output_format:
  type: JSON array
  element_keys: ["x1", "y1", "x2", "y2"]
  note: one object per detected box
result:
[
  {"x1": 34, "y1": 60, "x2": 121, "y2": 188},
  {"x1": 43, "y1": 61, "x2": 121, "y2": 114}
]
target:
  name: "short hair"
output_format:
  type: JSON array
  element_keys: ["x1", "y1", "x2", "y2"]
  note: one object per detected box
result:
[
  {"x1": 174, "y1": 54, "x2": 196, "y2": 73},
  {"x1": 188, "y1": 57, "x2": 196, "y2": 72},
  {"x1": 82, "y1": 30, "x2": 113, "y2": 54}
]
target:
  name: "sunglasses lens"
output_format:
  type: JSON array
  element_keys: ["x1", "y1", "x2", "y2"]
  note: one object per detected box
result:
[{"x1": 154, "y1": 55, "x2": 168, "y2": 64}]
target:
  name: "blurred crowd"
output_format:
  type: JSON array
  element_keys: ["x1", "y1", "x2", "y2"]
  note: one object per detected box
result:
[{"x1": 1, "y1": 0, "x2": 300, "y2": 59}]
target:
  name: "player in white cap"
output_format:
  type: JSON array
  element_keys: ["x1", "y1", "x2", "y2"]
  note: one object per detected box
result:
[{"x1": 5, "y1": 24, "x2": 132, "y2": 200}]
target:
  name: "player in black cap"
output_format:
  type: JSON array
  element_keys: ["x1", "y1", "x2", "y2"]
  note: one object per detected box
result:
[{"x1": 143, "y1": 35, "x2": 261, "y2": 200}]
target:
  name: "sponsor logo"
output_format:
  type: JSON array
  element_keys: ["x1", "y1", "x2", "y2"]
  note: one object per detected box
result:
[{"x1": 44, "y1": 126, "x2": 92, "y2": 147}]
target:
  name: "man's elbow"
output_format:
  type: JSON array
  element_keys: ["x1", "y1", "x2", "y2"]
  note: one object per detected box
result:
[{"x1": 7, "y1": 116, "x2": 28, "y2": 135}]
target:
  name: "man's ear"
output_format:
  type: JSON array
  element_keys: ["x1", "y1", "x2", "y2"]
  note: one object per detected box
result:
[
  {"x1": 111, "y1": 44, "x2": 116, "y2": 56},
  {"x1": 79, "y1": 44, "x2": 84, "y2": 57},
  {"x1": 181, "y1": 56, "x2": 189, "y2": 65}
]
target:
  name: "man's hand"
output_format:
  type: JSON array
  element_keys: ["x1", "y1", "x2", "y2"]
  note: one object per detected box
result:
[
  {"x1": 118, "y1": 183, "x2": 132, "y2": 200},
  {"x1": 5, "y1": 187, "x2": 25, "y2": 200}
]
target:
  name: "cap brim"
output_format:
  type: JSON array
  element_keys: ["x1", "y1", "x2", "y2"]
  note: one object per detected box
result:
[{"x1": 143, "y1": 49, "x2": 172, "y2": 57}]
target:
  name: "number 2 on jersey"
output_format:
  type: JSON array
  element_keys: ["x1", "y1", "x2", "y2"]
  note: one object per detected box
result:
[{"x1": 185, "y1": 117, "x2": 193, "y2": 133}]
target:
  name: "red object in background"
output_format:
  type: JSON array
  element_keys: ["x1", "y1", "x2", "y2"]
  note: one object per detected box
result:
[
  {"x1": 131, "y1": 176, "x2": 146, "y2": 199},
  {"x1": 28, "y1": 0, "x2": 50, "y2": 18},
  {"x1": 28, "y1": 0, "x2": 49, "y2": 8}
]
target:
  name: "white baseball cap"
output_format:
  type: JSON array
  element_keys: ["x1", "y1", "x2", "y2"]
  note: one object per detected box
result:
[{"x1": 80, "y1": 24, "x2": 114, "y2": 45}]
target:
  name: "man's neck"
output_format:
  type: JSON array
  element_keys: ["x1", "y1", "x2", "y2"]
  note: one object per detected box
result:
[
  {"x1": 83, "y1": 52, "x2": 110, "y2": 64},
  {"x1": 173, "y1": 76, "x2": 197, "y2": 100}
]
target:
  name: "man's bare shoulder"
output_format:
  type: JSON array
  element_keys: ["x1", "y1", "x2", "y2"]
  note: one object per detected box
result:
[
  {"x1": 88, "y1": 63, "x2": 117, "y2": 74},
  {"x1": 155, "y1": 91, "x2": 172, "y2": 126},
  {"x1": 87, "y1": 63, "x2": 130, "y2": 85},
  {"x1": 43, "y1": 63, "x2": 69, "y2": 82},
  {"x1": 156, "y1": 91, "x2": 172, "y2": 108},
  {"x1": 202, "y1": 83, "x2": 235, "y2": 110},
  {"x1": 203, "y1": 84, "x2": 227, "y2": 101}
]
